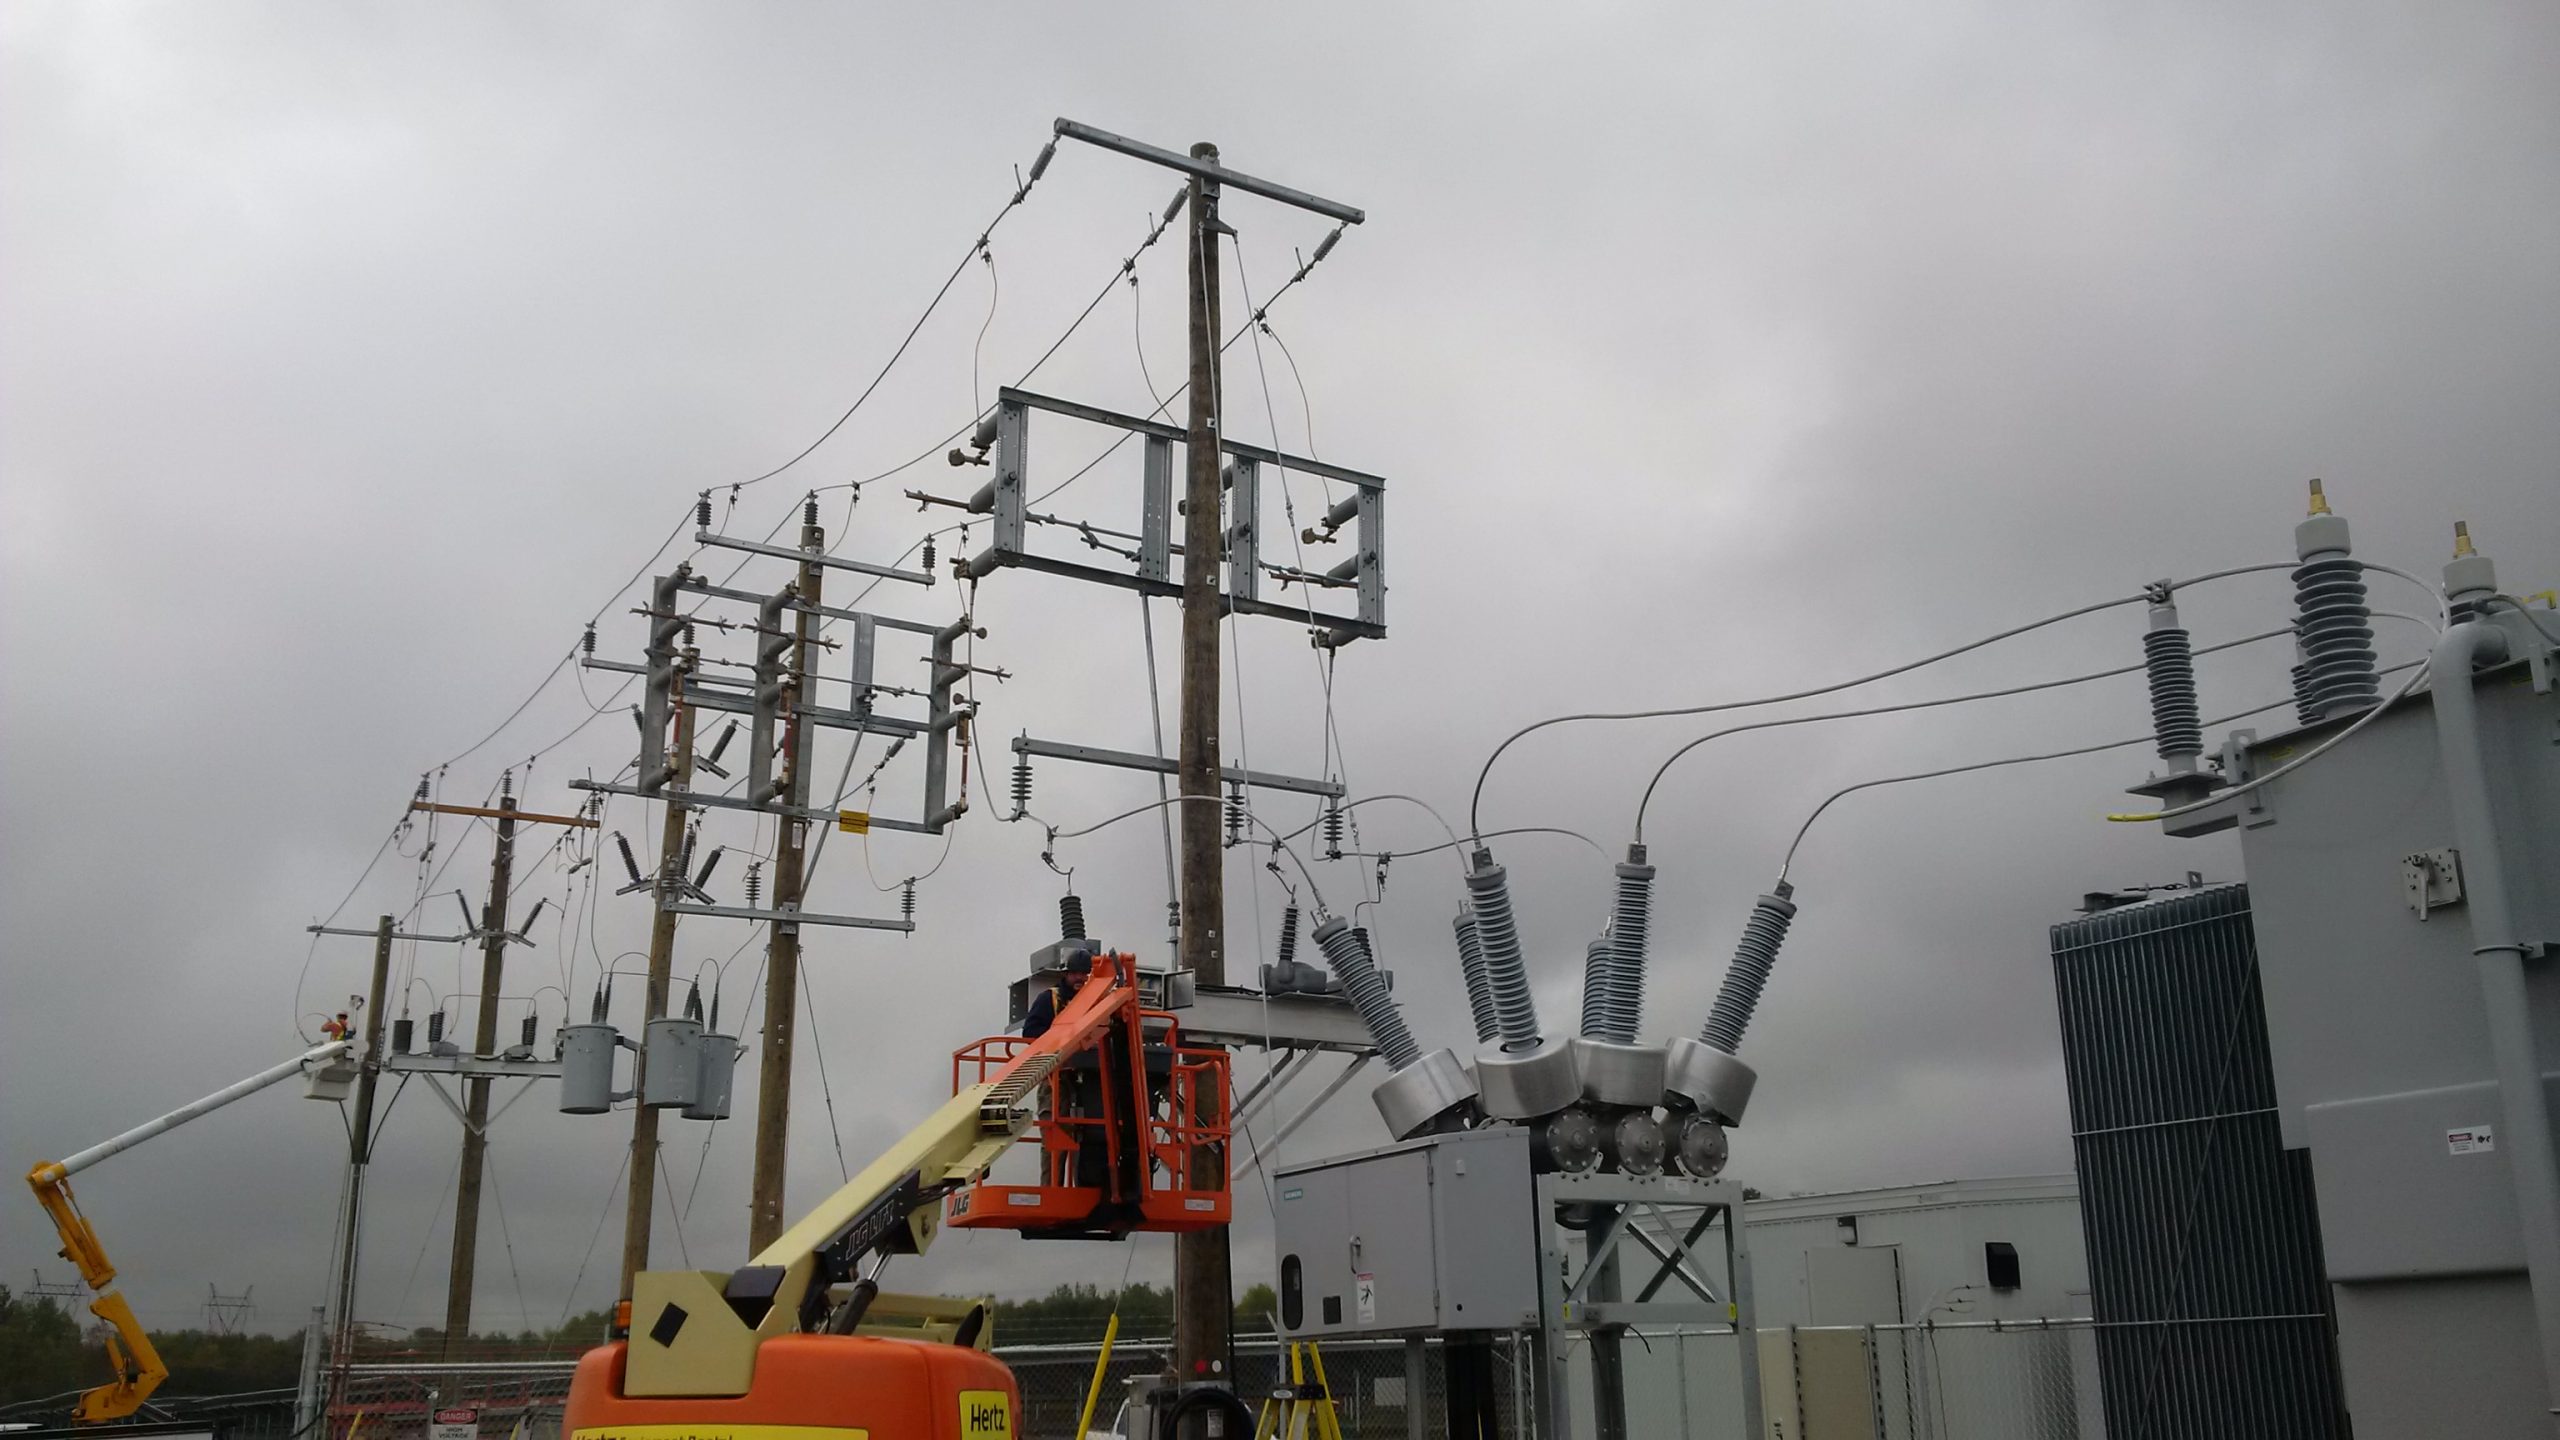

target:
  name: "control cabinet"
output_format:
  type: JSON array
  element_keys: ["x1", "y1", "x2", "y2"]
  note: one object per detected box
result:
[{"x1": 1272, "y1": 1127, "x2": 1541, "y2": 1336}]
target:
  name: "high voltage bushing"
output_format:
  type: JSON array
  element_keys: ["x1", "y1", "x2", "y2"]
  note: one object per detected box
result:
[
  {"x1": 1262, "y1": 902, "x2": 1328, "y2": 995},
  {"x1": 1579, "y1": 934, "x2": 1614, "y2": 1038},
  {"x1": 2127, "y1": 592, "x2": 2223, "y2": 811},
  {"x1": 1464, "y1": 847, "x2": 1581, "y2": 1120},
  {"x1": 1059, "y1": 892, "x2": 1088, "y2": 943},
  {"x1": 2291, "y1": 480, "x2": 2382, "y2": 724},
  {"x1": 2144, "y1": 599, "x2": 2203, "y2": 761},
  {"x1": 2444, "y1": 520, "x2": 2498, "y2": 623},
  {"x1": 1314, "y1": 916, "x2": 1475, "y2": 1140},
  {"x1": 1699, "y1": 884, "x2": 1797, "y2": 1055},
  {"x1": 1453, "y1": 907, "x2": 1500, "y2": 1045},
  {"x1": 1662, "y1": 882, "x2": 1797, "y2": 1134},
  {"x1": 1578, "y1": 848, "x2": 1667, "y2": 1117}
]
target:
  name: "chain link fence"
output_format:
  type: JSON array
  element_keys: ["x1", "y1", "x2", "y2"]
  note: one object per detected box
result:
[{"x1": 309, "y1": 1320, "x2": 2104, "y2": 1439}]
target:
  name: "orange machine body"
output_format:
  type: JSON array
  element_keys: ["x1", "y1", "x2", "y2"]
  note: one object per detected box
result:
[
  {"x1": 563, "y1": 1336, "x2": 1020, "y2": 1440},
  {"x1": 945, "y1": 951, "x2": 1231, "y2": 1237}
]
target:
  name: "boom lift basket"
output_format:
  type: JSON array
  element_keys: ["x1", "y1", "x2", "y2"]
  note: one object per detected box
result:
[{"x1": 946, "y1": 956, "x2": 1231, "y2": 1236}]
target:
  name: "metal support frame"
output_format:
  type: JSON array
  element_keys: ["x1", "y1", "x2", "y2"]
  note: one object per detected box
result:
[
  {"x1": 965, "y1": 387, "x2": 1389, "y2": 646},
  {"x1": 1010, "y1": 734, "x2": 1345, "y2": 800},
  {"x1": 586, "y1": 567, "x2": 971, "y2": 843},
  {"x1": 1531, "y1": 1171, "x2": 1761, "y2": 1440}
]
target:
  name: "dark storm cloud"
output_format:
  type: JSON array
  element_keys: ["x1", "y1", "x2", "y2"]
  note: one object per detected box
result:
[{"x1": 4, "y1": 1, "x2": 2554, "y2": 1333}]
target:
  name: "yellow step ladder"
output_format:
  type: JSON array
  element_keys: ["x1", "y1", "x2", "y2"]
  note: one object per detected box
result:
[{"x1": 1254, "y1": 1341, "x2": 1345, "y2": 1440}]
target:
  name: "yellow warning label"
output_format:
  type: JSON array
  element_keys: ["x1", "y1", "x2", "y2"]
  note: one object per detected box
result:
[
  {"x1": 956, "y1": 1390, "x2": 1013, "y2": 1439},
  {"x1": 573, "y1": 1427, "x2": 866, "y2": 1440},
  {"x1": 837, "y1": 809, "x2": 871, "y2": 834},
  {"x1": 576, "y1": 1414, "x2": 865, "y2": 1424}
]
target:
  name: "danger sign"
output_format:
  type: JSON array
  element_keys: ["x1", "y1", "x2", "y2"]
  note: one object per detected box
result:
[{"x1": 431, "y1": 1408, "x2": 478, "y2": 1440}]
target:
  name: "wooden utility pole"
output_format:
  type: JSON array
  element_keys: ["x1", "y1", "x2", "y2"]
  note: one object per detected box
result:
[
  {"x1": 324, "y1": 916, "x2": 394, "y2": 1393},
  {"x1": 748, "y1": 507, "x2": 825, "y2": 1252},
  {"x1": 444, "y1": 780, "x2": 519, "y2": 1352},
  {"x1": 1173, "y1": 140, "x2": 1234, "y2": 1390},
  {"x1": 618, "y1": 651, "x2": 696, "y2": 1299},
  {"x1": 405, "y1": 783, "x2": 594, "y2": 1354}
]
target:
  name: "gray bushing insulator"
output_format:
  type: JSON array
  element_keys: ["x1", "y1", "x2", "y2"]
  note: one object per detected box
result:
[
  {"x1": 1599, "y1": 847, "x2": 1655, "y2": 1042},
  {"x1": 1314, "y1": 916, "x2": 1420, "y2": 1071},
  {"x1": 1580, "y1": 934, "x2": 1614, "y2": 1038},
  {"x1": 2292, "y1": 507, "x2": 2381, "y2": 722},
  {"x1": 1454, "y1": 908, "x2": 1500, "y2": 1045},
  {"x1": 1476, "y1": 1032, "x2": 1582, "y2": 1119},
  {"x1": 1372, "y1": 1048, "x2": 1478, "y2": 1141},
  {"x1": 2143, "y1": 600, "x2": 2203, "y2": 763},
  {"x1": 1573, "y1": 1036, "x2": 1667, "y2": 1108},
  {"x1": 1698, "y1": 885, "x2": 1798, "y2": 1055},
  {"x1": 1662, "y1": 1034, "x2": 1757, "y2": 1126},
  {"x1": 1463, "y1": 850, "x2": 1541, "y2": 1046}
]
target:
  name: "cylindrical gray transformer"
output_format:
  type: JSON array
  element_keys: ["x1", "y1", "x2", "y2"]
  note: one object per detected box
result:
[
  {"x1": 684, "y1": 1032, "x2": 740, "y2": 1121},
  {"x1": 641, "y1": 1015, "x2": 703, "y2": 1110},
  {"x1": 557, "y1": 1022, "x2": 621, "y2": 1115}
]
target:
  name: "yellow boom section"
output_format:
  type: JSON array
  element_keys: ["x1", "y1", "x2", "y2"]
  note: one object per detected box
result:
[{"x1": 21, "y1": 1040, "x2": 346, "y2": 1423}]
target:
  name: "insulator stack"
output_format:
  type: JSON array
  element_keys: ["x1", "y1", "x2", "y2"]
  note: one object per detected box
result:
[
  {"x1": 1315, "y1": 916, "x2": 1420, "y2": 1071},
  {"x1": 1580, "y1": 935, "x2": 1615, "y2": 1038},
  {"x1": 1060, "y1": 892, "x2": 1088, "y2": 942},
  {"x1": 581, "y1": 625, "x2": 596, "y2": 657},
  {"x1": 1009, "y1": 755, "x2": 1033, "y2": 817},
  {"x1": 1464, "y1": 848, "x2": 1542, "y2": 1047},
  {"x1": 901, "y1": 879, "x2": 916, "y2": 926},
  {"x1": 1596, "y1": 845, "x2": 1656, "y2": 1044},
  {"x1": 1323, "y1": 804, "x2": 1346, "y2": 859},
  {"x1": 744, "y1": 861, "x2": 763, "y2": 907},
  {"x1": 922, "y1": 538, "x2": 938, "y2": 572},
  {"x1": 696, "y1": 495, "x2": 713, "y2": 529},
  {"x1": 1224, "y1": 788, "x2": 1245, "y2": 845},
  {"x1": 1698, "y1": 883, "x2": 1799, "y2": 1055},
  {"x1": 2445, "y1": 521, "x2": 2497, "y2": 624},
  {"x1": 614, "y1": 832, "x2": 643, "y2": 885},
  {"x1": 520, "y1": 1013, "x2": 539, "y2": 1048},
  {"x1": 2142, "y1": 599, "x2": 2203, "y2": 762},
  {"x1": 1453, "y1": 908, "x2": 1500, "y2": 1044},
  {"x1": 428, "y1": 1011, "x2": 446, "y2": 1045},
  {"x1": 2292, "y1": 481, "x2": 2382, "y2": 722},
  {"x1": 1274, "y1": 902, "x2": 1302, "y2": 973},
  {"x1": 804, "y1": 496, "x2": 820, "y2": 527}
]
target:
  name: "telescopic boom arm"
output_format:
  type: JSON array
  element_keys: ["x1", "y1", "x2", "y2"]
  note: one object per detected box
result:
[{"x1": 24, "y1": 1040, "x2": 351, "y2": 1422}]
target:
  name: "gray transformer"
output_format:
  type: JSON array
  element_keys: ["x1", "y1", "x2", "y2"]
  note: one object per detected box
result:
[{"x1": 2167, "y1": 638, "x2": 2560, "y2": 1438}]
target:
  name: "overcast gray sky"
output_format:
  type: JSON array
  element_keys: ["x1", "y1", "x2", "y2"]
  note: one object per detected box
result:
[{"x1": 5, "y1": 3, "x2": 2555, "y2": 1340}]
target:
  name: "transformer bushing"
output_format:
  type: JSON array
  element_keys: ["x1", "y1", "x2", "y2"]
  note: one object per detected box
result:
[
  {"x1": 1595, "y1": 847, "x2": 1655, "y2": 1043},
  {"x1": 1663, "y1": 885, "x2": 1796, "y2": 1128},
  {"x1": 1579, "y1": 934, "x2": 1613, "y2": 1038},
  {"x1": 2127, "y1": 593, "x2": 2223, "y2": 811},
  {"x1": 1315, "y1": 915, "x2": 1476, "y2": 1139},
  {"x1": 2292, "y1": 486, "x2": 2383, "y2": 723},
  {"x1": 1453, "y1": 907, "x2": 1500, "y2": 1045},
  {"x1": 1465, "y1": 848, "x2": 1581, "y2": 1119}
]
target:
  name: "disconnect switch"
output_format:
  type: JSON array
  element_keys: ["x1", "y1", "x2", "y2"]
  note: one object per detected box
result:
[{"x1": 2403, "y1": 849, "x2": 2465, "y2": 920}]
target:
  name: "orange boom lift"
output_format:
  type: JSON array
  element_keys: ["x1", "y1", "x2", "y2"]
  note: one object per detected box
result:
[{"x1": 563, "y1": 945, "x2": 1230, "y2": 1438}]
